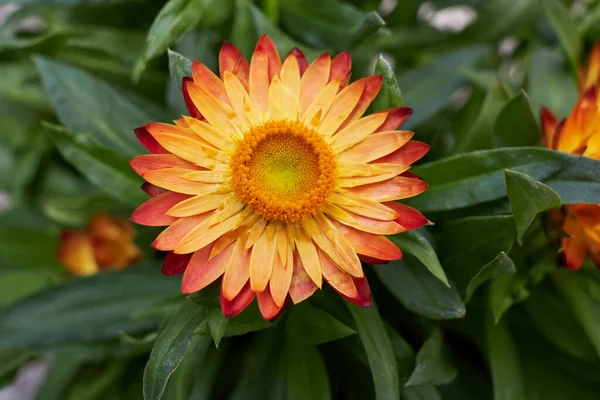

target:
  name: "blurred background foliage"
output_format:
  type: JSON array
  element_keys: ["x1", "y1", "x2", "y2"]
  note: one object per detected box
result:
[{"x1": 2, "y1": 0, "x2": 600, "y2": 399}]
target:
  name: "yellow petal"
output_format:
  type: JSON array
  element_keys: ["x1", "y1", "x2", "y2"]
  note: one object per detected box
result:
[
  {"x1": 318, "y1": 79, "x2": 366, "y2": 137},
  {"x1": 186, "y1": 81, "x2": 244, "y2": 138},
  {"x1": 166, "y1": 193, "x2": 233, "y2": 217},
  {"x1": 222, "y1": 237, "x2": 251, "y2": 300},
  {"x1": 174, "y1": 209, "x2": 246, "y2": 254},
  {"x1": 182, "y1": 115, "x2": 236, "y2": 152},
  {"x1": 339, "y1": 131, "x2": 414, "y2": 163},
  {"x1": 269, "y1": 235, "x2": 293, "y2": 307},
  {"x1": 249, "y1": 222, "x2": 277, "y2": 292},
  {"x1": 142, "y1": 169, "x2": 221, "y2": 195},
  {"x1": 300, "y1": 53, "x2": 331, "y2": 114},
  {"x1": 245, "y1": 215, "x2": 268, "y2": 250},
  {"x1": 223, "y1": 71, "x2": 262, "y2": 125},
  {"x1": 313, "y1": 212, "x2": 363, "y2": 277},
  {"x1": 329, "y1": 192, "x2": 399, "y2": 221},
  {"x1": 302, "y1": 79, "x2": 340, "y2": 127},
  {"x1": 249, "y1": 49, "x2": 269, "y2": 113},
  {"x1": 329, "y1": 113, "x2": 388, "y2": 154},
  {"x1": 181, "y1": 170, "x2": 231, "y2": 184}
]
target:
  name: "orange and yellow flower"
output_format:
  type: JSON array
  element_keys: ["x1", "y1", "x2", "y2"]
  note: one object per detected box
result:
[
  {"x1": 130, "y1": 35, "x2": 429, "y2": 319},
  {"x1": 541, "y1": 46, "x2": 600, "y2": 269},
  {"x1": 57, "y1": 212, "x2": 141, "y2": 276}
]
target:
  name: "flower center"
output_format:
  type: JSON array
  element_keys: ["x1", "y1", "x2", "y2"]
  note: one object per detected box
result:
[{"x1": 230, "y1": 120, "x2": 336, "y2": 223}]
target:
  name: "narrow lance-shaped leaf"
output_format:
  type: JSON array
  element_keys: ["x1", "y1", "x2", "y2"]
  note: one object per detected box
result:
[
  {"x1": 465, "y1": 252, "x2": 516, "y2": 302},
  {"x1": 405, "y1": 328, "x2": 458, "y2": 387},
  {"x1": 168, "y1": 49, "x2": 193, "y2": 90},
  {"x1": 390, "y1": 230, "x2": 449, "y2": 287},
  {"x1": 372, "y1": 55, "x2": 403, "y2": 111},
  {"x1": 539, "y1": 0, "x2": 581, "y2": 70},
  {"x1": 493, "y1": 91, "x2": 540, "y2": 148},
  {"x1": 207, "y1": 308, "x2": 228, "y2": 348},
  {"x1": 143, "y1": 300, "x2": 207, "y2": 400},
  {"x1": 347, "y1": 11, "x2": 385, "y2": 49},
  {"x1": 285, "y1": 336, "x2": 331, "y2": 400},
  {"x1": 505, "y1": 169, "x2": 561, "y2": 241},
  {"x1": 347, "y1": 299, "x2": 399, "y2": 400},
  {"x1": 285, "y1": 302, "x2": 355, "y2": 346}
]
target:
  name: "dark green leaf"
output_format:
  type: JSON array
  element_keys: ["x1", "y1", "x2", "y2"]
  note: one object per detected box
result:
[
  {"x1": 168, "y1": 49, "x2": 192, "y2": 90},
  {"x1": 170, "y1": 335, "x2": 212, "y2": 400},
  {"x1": 390, "y1": 230, "x2": 449, "y2": 287},
  {"x1": 489, "y1": 274, "x2": 530, "y2": 323},
  {"x1": 505, "y1": 169, "x2": 561, "y2": 241},
  {"x1": 44, "y1": 123, "x2": 147, "y2": 207},
  {"x1": 376, "y1": 256, "x2": 465, "y2": 319},
  {"x1": 405, "y1": 328, "x2": 458, "y2": 387},
  {"x1": 402, "y1": 386, "x2": 442, "y2": 400},
  {"x1": 35, "y1": 353, "x2": 86, "y2": 400},
  {"x1": 285, "y1": 337, "x2": 331, "y2": 400},
  {"x1": 206, "y1": 308, "x2": 228, "y2": 347},
  {"x1": 493, "y1": 91, "x2": 540, "y2": 147},
  {"x1": 34, "y1": 56, "x2": 163, "y2": 156},
  {"x1": 553, "y1": 269, "x2": 600, "y2": 357},
  {"x1": 285, "y1": 302, "x2": 355, "y2": 346},
  {"x1": 231, "y1": 0, "x2": 258, "y2": 58},
  {"x1": 347, "y1": 299, "x2": 399, "y2": 400},
  {"x1": 347, "y1": 11, "x2": 385, "y2": 49},
  {"x1": 372, "y1": 55, "x2": 403, "y2": 111},
  {"x1": 194, "y1": 302, "x2": 272, "y2": 337},
  {"x1": 580, "y1": 3, "x2": 600, "y2": 34},
  {"x1": 385, "y1": 326, "x2": 415, "y2": 385},
  {"x1": 0, "y1": 264, "x2": 181, "y2": 348},
  {"x1": 407, "y1": 148, "x2": 572, "y2": 212},
  {"x1": 465, "y1": 252, "x2": 516, "y2": 302},
  {"x1": 485, "y1": 307, "x2": 527, "y2": 400},
  {"x1": 452, "y1": 83, "x2": 511, "y2": 153},
  {"x1": 0, "y1": 348, "x2": 37, "y2": 380},
  {"x1": 143, "y1": 300, "x2": 207, "y2": 400},
  {"x1": 526, "y1": 287, "x2": 597, "y2": 361},
  {"x1": 545, "y1": 155, "x2": 600, "y2": 204},
  {"x1": 539, "y1": 0, "x2": 581, "y2": 68}
]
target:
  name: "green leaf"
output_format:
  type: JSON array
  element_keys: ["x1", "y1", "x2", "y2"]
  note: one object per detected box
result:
[
  {"x1": 402, "y1": 386, "x2": 442, "y2": 400},
  {"x1": 133, "y1": 0, "x2": 230, "y2": 80},
  {"x1": 407, "y1": 147, "x2": 574, "y2": 212},
  {"x1": 485, "y1": 306, "x2": 528, "y2": 400},
  {"x1": 0, "y1": 264, "x2": 181, "y2": 348},
  {"x1": 35, "y1": 352, "x2": 86, "y2": 400},
  {"x1": 285, "y1": 337, "x2": 331, "y2": 400},
  {"x1": 452, "y1": 83, "x2": 511, "y2": 154},
  {"x1": 385, "y1": 327, "x2": 415, "y2": 385},
  {"x1": 553, "y1": 269, "x2": 600, "y2": 357},
  {"x1": 390, "y1": 230, "x2": 449, "y2": 287},
  {"x1": 372, "y1": 55, "x2": 403, "y2": 111},
  {"x1": 285, "y1": 302, "x2": 355, "y2": 346},
  {"x1": 580, "y1": 3, "x2": 600, "y2": 34},
  {"x1": 347, "y1": 11, "x2": 385, "y2": 49},
  {"x1": 143, "y1": 300, "x2": 207, "y2": 400},
  {"x1": 526, "y1": 287, "x2": 597, "y2": 361},
  {"x1": 489, "y1": 274, "x2": 530, "y2": 323},
  {"x1": 376, "y1": 256, "x2": 465, "y2": 319},
  {"x1": 194, "y1": 302, "x2": 272, "y2": 338},
  {"x1": 405, "y1": 328, "x2": 458, "y2": 387},
  {"x1": 0, "y1": 348, "x2": 37, "y2": 381},
  {"x1": 545, "y1": 155, "x2": 600, "y2": 204},
  {"x1": 206, "y1": 308, "x2": 228, "y2": 348},
  {"x1": 347, "y1": 299, "x2": 399, "y2": 400},
  {"x1": 505, "y1": 169, "x2": 562, "y2": 241},
  {"x1": 539, "y1": 0, "x2": 581, "y2": 69},
  {"x1": 465, "y1": 252, "x2": 516, "y2": 302},
  {"x1": 168, "y1": 49, "x2": 193, "y2": 90},
  {"x1": 0, "y1": 62, "x2": 49, "y2": 109},
  {"x1": 34, "y1": 56, "x2": 164, "y2": 156},
  {"x1": 44, "y1": 123, "x2": 147, "y2": 207},
  {"x1": 493, "y1": 91, "x2": 540, "y2": 148}
]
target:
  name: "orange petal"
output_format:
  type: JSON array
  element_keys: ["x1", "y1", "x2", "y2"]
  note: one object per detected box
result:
[
  {"x1": 130, "y1": 154, "x2": 202, "y2": 176},
  {"x1": 289, "y1": 251, "x2": 318, "y2": 304},
  {"x1": 249, "y1": 222, "x2": 277, "y2": 292},
  {"x1": 257, "y1": 288, "x2": 285, "y2": 320},
  {"x1": 222, "y1": 238, "x2": 251, "y2": 300},
  {"x1": 255, "y1": 34, "x2": 282, "y2": 80},
  {"x1": 134, "y1": 126, "x2": 168, "y2": 154},
  {"x1": 300, "y1": 52, "x2": 331, "y2": 114},
  {"x1": 166, "y1": 193, "x2": 232, "y2": 218},
  {"x1": 182, "y1": 77, "x2": 203, "y2": 120},
  {"x1": 582, "y1": 42, "x2": 600, "y2": 92},
  {"x1": 192, "y1": 60, "x2": 230, "y2": 105},
  {"x1": 152, "y1": 213, "x2": 211, "y2": 251},
  {"x1": 175, "y1": 210, "x2": 244, "y2": 254},
  {"x1": 270, "y1": 229, "x2": 294, "y2": 306},
  {"x1": 186, "y1": 81, "x2": 244, "y2": 138},
  {"x1": 287, "y1": 48, "x2": 309, "y2": 76},
  {"x1": 249, "y1": 49, "x2": 270, "y2": 113},
  {"x1": 324, "y1": 203, "x2": 405, "y2": 235},
  {"x1": 142, "y1": 169, "x2": 220, "y2": 195},
  {"x1": 162, "y1": 251, "x2": 191, "y2": 275},
  {"x1": 562, "y1": 236, "x2": 588, "y2": 270},
  {"x1": 219, "y1": 41, "x2": 250, "y2": 90},
  {"x1": 330, "y1": 192, "x2": 399, "y2": 221},
  {"x1": 57, "y1": 231, "x2": 99, "y2": 276},
  {"x1": 339, "y1": 131, "x2": 414, "y2": 163},
  {"x1": 221, "y1": 282, "x2": 256, "y2": 318},
  {"x1": 374, "y1": 140, "x2": 430, "y2": 165},
  {"x1": 373, "y1": 107, "x2": 412, "y2": 132},
  {"x1": 330, "y1": 51, "x2": 351, "y2": 88},
  {"x1": 141, "y1": 182, "x2": 167, "y2": 197},
  {"x1": 302, "y1": 79, "x2": 340, "y2": 127},
  {"x1": 385, "y1": 201, "x2": 429, "y2": 230},
  {"x1": 319, "y1": 79, "x2": 366, "y2": 136},
  {"x1": 329, "y1": 113, "x2": 389, "y2": 154},
  {"x1": 312, "y1": 213, "x2": 363, "y2": 277},
  {"x1": 131, "y1": 191, "x2": 191, "y2": 226},
  {"x1": 349, "y1": 176, "x2": 429, "y2": 202},
  {"x1": 333, "y1": 221, "x2": 402, "y2": 260},
  {"x1": 359, "y1": 255, "x2": 388, "y2": 265},
  {"x1": 181, "y1": 242, "x2": 233, "y2": 293},
  {"x1": 182, "y1": 115, "x2": 236, "y2": 151},
  {"x1": 338, "y1": 75, "x2": 383, "y2": 130},
  {"x1": 223, "y1": 71, "x2": 262, "y2": 125},
  {"x1": 294, "y1": 225, "x2": 323, "y2": 288},
  {"x1": 318, "y1": 249, "x2": 358, "y2": 299}
]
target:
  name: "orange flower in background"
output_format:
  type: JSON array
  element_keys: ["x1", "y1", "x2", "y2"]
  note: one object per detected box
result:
[
  {"x1": 57, "y1": 213, "x2": 141, "y2": 276},
  {"x1": 541, "y1": 88, "x2": 600, "y2": 269},
  {"x1": 578, "y1": 42, "x2": 600, "y2": 95},
  {"x1": 130, "y1": 35, "x2": 430, "y2": 319}
]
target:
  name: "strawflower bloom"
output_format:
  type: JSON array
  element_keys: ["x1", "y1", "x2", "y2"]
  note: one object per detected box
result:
[
  {"x1": 541, "y1": 85, "x2": 600, "y2": 270},
  {"x1": 578, "y1": 41, "x2": 600, "y2": 95},
  {"x1": 57, "y1": 212, "x2": 141, "y2": 276},
  {"x1": 131, "y1": 35, "x2": 430, "y2": 319}
]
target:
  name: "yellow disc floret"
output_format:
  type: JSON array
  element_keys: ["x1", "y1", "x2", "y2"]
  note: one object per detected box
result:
[{"x1": 230, "y1": 120, "x2": 337, "y2": 223}]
